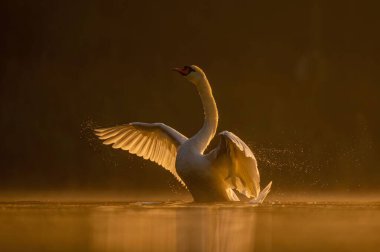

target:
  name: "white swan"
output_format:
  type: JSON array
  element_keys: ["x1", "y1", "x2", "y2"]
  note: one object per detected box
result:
[{"x1": 94, "y1": 65, "x2": 272, "y2": 203}]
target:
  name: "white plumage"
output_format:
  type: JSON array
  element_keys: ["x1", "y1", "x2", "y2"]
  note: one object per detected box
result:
[
  {"x1": 94, "y1": 122, "x2": 186, "y2": 186},
  {"x1": 95, "y1": 65, "x2": 271, "y2": 203}
]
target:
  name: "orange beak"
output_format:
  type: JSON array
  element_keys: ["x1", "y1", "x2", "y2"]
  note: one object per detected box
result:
[{"x1": 172, "y1": 67, "x2": 187, "y2": 76}]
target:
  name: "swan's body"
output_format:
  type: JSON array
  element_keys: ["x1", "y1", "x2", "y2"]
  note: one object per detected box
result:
[{"x1": 95, "y1": 65, "x2": 272, "y2": 203}]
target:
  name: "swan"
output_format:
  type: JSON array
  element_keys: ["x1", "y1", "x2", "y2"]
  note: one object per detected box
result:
[{"x1": 94, "y1": 65, "x2": 272, "y2": 203}]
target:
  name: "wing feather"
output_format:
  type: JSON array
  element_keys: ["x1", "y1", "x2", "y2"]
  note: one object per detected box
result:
[
  {"x1": 121, "y1": 131, "x2": 139, "y2": 150},
  {"x1": 98, "y1": 127, "x2": 127, "y2": 140},
  {"x1": 141, "y1": 137, "x2": 152, "y2": 159},
  {"x1": 95, "y1": 123, "x2": 187, "y2": 186},
  {"x1": 214, "y1": 131, "x2": 260, "y2": 198},
  {"x1": 103, "y1": 128, "x2": 129, "y2": 145},
  {"x1": 128, "y1": 134, "x2": 143, "y2": 154},
  {"x1": 118, "y1": 131, "x2": 134, "y2": 148},
  {"x1": 136, "y1": 135, "x2": 148, "y2": 155},
  {"x1": 113, "y1": 131, "x2": 132, "y2": 148},
  {"x1": 146, "y1": 138, "x2": 156, "y2": 158}
]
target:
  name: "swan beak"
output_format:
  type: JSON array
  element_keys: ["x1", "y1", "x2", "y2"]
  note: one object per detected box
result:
[{"x1": 172, "y1": 67, "x2": 186, "y2": 76}]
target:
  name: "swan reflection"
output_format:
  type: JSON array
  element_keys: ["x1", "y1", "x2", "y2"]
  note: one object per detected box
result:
[
  {"x1": 90, "y1": 206, "x2": 271, "y2": 252},
  {"x1": 1, "y1": 202, "x2": 378, "y2": 252}
]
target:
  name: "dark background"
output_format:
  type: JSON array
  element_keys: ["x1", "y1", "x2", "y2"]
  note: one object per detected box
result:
[{"x1": 1, "y1": 0, "x2": 379, "y2": 198}]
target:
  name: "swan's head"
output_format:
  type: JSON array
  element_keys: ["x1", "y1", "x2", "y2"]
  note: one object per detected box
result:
[{"x1": 173, "y1": 65, "x2": 206, "y2": 84}]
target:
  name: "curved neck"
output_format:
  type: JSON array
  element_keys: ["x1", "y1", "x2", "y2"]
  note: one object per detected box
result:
[{"x1": 190, "y1": 76, "x2": 218, "y2": 154}]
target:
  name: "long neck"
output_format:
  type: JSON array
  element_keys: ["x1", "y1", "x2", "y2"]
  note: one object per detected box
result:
[{"x1": 191, "y1": 76, "x2": 218, "y2": 154}]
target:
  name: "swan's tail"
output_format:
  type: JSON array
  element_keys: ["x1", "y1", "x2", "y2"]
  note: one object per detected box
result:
[{"x1": 250, "y1": 181, "x2": 272, "y2": 204}]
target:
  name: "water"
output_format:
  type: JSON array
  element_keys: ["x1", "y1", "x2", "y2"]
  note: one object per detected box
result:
[{"x1": 0, "y1": 201, "x2": 379, "y2": 252}]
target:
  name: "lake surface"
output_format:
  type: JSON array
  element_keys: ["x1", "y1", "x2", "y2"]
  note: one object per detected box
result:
[{"x1": 0, "y1": 201, "x2": 379, "y2": 252}]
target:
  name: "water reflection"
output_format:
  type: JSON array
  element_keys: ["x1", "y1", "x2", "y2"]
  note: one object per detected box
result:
[
  {"x1": 90, "y1": 205, "x2": 270, "y2": 251},
  {"x1": 0, "y1": 202, "x2": 379, "y2": 252}
]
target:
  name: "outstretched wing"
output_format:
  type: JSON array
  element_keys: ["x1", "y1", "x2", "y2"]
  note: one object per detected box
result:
[
  {"x1": 94, "y1": 122, "x2": 188, "y2": 186},
  {"x1": 214, "y1": 131, "x2": 260, "y2": 198}
]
